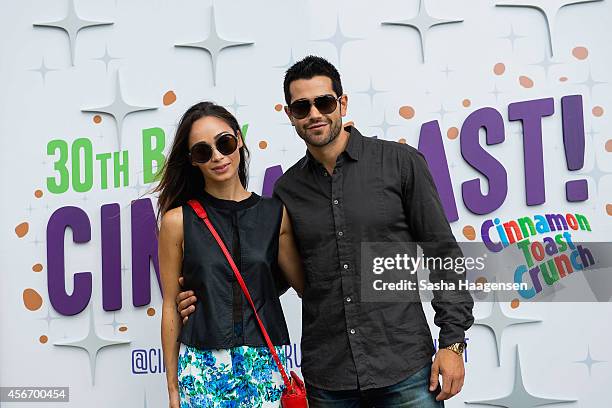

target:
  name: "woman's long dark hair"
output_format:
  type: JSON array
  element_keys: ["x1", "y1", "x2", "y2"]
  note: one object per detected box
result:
[{"x1": 154, "y1": 101, "x2": 250, "y2": 216}]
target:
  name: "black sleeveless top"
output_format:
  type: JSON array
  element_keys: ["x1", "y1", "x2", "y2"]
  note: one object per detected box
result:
[{"x1": 179, "y1": 191, "x2": 290, "y2": 349}]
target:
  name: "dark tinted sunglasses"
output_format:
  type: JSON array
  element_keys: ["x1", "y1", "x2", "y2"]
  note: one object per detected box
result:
[
  {"x1": 288, "y1": 94, "x2": 342, "y2": 119},
  {"x1": 189, "y1": 132, "x2": 239, "y2": 164}
]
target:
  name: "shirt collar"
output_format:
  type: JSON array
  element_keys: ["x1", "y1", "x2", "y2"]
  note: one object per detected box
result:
[{"x1": 301, "y1": 125, "x2": 363, "y2": 169}]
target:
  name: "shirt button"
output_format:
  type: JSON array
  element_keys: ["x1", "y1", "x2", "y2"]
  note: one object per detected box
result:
[
  {"x1": 350, "y1": 328, "x2": 356, "y2": 334},
  {"x1": 346, "y1": 297, "x2": 352, "y2": 303},
  {"x1": 343, "y1": 264, "x2": 349, "y2": 270},
  {"x1": 323, "y1": 172, "x2": 328, "y2": 177},
  {"x1": 333, "y1": 199, "x2": 339, "y2": 205},
  {"x1": 338, "y1": 231, "x2": 343, "y2": 237}
]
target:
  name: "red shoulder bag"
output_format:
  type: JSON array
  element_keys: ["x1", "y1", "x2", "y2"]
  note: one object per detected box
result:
[{"x1": 188, "y1": 199, "x2": 308, "y2": 408}]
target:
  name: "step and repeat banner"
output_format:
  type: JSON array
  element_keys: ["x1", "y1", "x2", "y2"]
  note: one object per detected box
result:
[{"x1": 1, "y1": 0, "x2": 611, "y2": 406}]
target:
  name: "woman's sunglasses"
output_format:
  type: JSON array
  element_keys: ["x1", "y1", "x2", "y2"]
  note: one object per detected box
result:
[
  {"x1": 288, "y1": 94, "x2": 342, "y2": 119},
  {"x1": 189, "y1": 132, "x2": 239, "y2": 164}
]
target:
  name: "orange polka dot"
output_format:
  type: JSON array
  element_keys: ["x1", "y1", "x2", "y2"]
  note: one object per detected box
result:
[
  {"x1": 447, "y1": 127, "x2": 459, "y2": 140},
  {"x1": 32, "y1": 264, "x2": 43, "y2": 273},
  {"x1": 119, "y1": 326, "x2": 128, "y2": 332},
  {"x1": 147, "y1": 307, "x2": 156, "y2": 316},
  {"x1": 606, "y1": 204, "x2": 612, "y2": 216},
  {"x1": 15, "y1": 222, "x2": 29, "y2": 238},
  {"x1": 93, "y1": 115, "x2": 102, "y2": 124},
  {"x1": 493, "y1": 63, "x2": 506, "y2": 76},
  {"x1": 398, "y1": 138, "x2": 407, "y2": 144},
  {"x1": 559, "y1": 76, "x2": 568, "y2": 82},
  {"x1": 258, "y1": 141, "x2": 268, "y2": 149},
  {"x1": 463, "y1": 225, "x2": 476, "y2": 240},
  {"x1": 23, "y1": 289, "x2": 43, "y2": 311},
  {"x1": 39, "y1": 335, "x2": 48, "y2": 344},
  {"x1": 476, "y1": 276, "x2": 488, "y2": 285},
  {"x1": 605, "y1": 140, "x2": 612, "y2": 152},
  {"x1": 163, "y1": 91, "x2": 177, "y2": 106},
  {"x1": 462, "y1": 99, "x2": 471, "y2": 108},
  {"x1": 519, "y1": 76, "x2": 534, "y2": 88},
  {"x1": 399, "y1": 106, "x2": 415, "y2": 120},
  {"x1": 511, "y1": 298, "x2": 520, "y2": 309},
  {"x1": 572, "y1": 46, "x2": 589, "y2": 60},
  {"x1": 274, "y1": 104, "x2": 283, "y2": 112},
  {"x1": 592, "y1": 106, "x2": 604, "y2": 117},
  {"x1": 34, "y1": 189, "x2": 43, "y2": 198}
]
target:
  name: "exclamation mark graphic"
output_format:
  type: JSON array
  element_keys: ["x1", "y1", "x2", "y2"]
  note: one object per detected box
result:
[{"x1": 561, "y1": 95, "x2": 588, "y2": 202}]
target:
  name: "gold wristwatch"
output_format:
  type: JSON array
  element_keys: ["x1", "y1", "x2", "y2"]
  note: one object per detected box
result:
[{"x1": 444, "y1": 342, "x2": 466, "y2": 356}]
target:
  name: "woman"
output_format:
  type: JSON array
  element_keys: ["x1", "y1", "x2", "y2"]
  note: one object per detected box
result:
[{"x1": 156, "y1": 102, "x2": 304, "y2": 408}]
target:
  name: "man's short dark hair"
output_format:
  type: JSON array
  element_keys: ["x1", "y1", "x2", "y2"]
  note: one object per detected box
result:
[{"x1": 283, "y1": 56, "x2": 343, "y2": 105}]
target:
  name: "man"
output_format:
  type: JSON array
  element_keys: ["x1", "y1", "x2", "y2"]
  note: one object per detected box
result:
[{"x1": 177, "y1": 56, "x2": 474, "y2": 407}]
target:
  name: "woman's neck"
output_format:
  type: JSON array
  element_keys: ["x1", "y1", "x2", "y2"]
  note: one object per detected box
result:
[{"x1": 204, "y1": 178, "x2": 250, "y2": 201}]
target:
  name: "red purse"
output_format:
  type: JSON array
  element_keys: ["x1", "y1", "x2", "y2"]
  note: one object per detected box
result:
[{"x1": 188, "y1": 199, "x2": 308, "y2": 408}]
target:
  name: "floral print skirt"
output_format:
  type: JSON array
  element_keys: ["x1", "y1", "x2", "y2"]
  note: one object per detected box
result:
[{"x1": 178, "y1": 343, "x2": 287, "y2": 408}]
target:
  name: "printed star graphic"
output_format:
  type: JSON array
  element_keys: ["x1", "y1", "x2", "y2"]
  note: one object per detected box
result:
[
  {"x1": 370, "y1": 111, "x2": 396, "y2": 139},
  {"x1": 575, "y1": 68, "x2": 607, "y2": 98},
  {"x1": 432, "y1": 104, "x2": 455, "y2": 122},
  {"x1": 82, "y1": 71, "x2": 157, "y2": 148},
  {"x1": 175, "y1": 6, "x2": 254, "y2": 86},
  {"x1": 93, "y1": 45, "x2": 121, "y2": 73},
  {"x1": 33, "y1": 0, "x2": 113, "y2": 66},
  {"x1": 496, "y1": 0, "x2": 604, "y2": 56},
  {"x1": 382, "y1": 0, "x2": 463, "y2": 63},
  {"x1": 467, "y1": 346, "x2": 577, "y2": 407},
  {"x1": 225, "y1": 95, "x2": 247, "y2": 116},
  {"x1": 274, "y1": 48, "x2": 298, "y2": 70},
  {"x1": 530, "y1": 50, "x2": 561, "y2": 78},
  {"x1": 473, "y1": 292, "x2": 540, "y2": 366},
  {"x1": 54, "y1": 309, "x2": 130, "y2": 385},
  {"x1": 29, "y1": 57, "x2": 58, "y2": 85},
  {"x1": 314, "y1": 15, "x2": 362, "y2": 60},
  {"x1": 499, "y1": 24, "x2": 526, "y2": 51},
  {"x1": 573, "y1": 346, "x2": 606, "y2": 376},
  {"x1": 357, "y1": 77, "x2": 387, "y2": 108}
]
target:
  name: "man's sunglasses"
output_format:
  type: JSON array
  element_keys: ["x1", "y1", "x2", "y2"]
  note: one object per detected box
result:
[
  {"x1": 189, "y1": 132, "x2": 239, "y2": 164},
  {"x1": 288, "y1": 94, "x2": 342, "y2": 119}
]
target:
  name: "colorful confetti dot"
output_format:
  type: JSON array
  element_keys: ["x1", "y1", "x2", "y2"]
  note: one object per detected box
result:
[
  {"x1": 399, "y1": 106, "x2": 415, "y2": 120},
  {"x1": 163, "y1": 91, "x2": 177, "y2": 106},
  {"x1": 32, "y1": 264, "x2": 43, "y2": 273},
  {"x1": 15, "y1": 222, "x2": 29, "y2": 238},
  {"x1": 34, "y1": 189, "x2": 43, "y2": 198},
  {"x1": 23, "y1": 288, "x2": 43, "y2": 311},
  {"x1": 462, "y1": 99, "x2": 471, "y2": 108},
  {"x1": 511, "y1": 298, "x2": 520, "y2": 309},
  {"x1": 476, "y1": 276, "x2": 488, "y2": 285},
  {"x1": 572, "y1": 46, "x2": 589, "y2": 60},
  {"x1": 605, "y1": 140, "x2": 612, "y2": 152},
  {"x1": 274, "y1": 104, "x2": 283, "y2": 112},
  {"x1": 559, "y1": 76, "x2": 568, "y2": 82},
  {"x1": 447, "y1": 127, "x2": 459, "y2": 140},
  {"x1": 592, "y1": 106, "x2": 604, "y2": 117},
  {"x1": 494, "y1": 63, "x2": 506, "y2": 76},
  {"x1": 93, "y1": 115, "x2": 102, "y2": 124},
  {"x1": 39, "y1": 335, "x2": 48, "y2": 344},
  {"x1": 398, "y1": 138, "x2": 407, "y2": 144},
  {"x1": 519, "y1": 76, "x2": 534, "y2": 88},
  {"x1": 462, "y1": 225, "x2": 476, "y2": 240},
  {"x1": 258, "y1": 141, "x2": 268, "y2": 149},
  {"x1": 119, "y1": 326, "x2": 128, "y2": 332},
  {"x1": 147, "y1": 307, "x2": 156, "y2": 316},
  {"x1": 606, "y1": 204, "x2": 612, "y2": 216}
]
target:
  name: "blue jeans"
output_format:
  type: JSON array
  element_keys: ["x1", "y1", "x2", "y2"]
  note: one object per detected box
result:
[{"x1": 306, "y1": 364, "x2": 444, "y2": 408}]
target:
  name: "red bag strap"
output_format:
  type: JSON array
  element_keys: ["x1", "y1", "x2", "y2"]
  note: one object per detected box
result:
[{"x1": 187, "y1": 199, "x2": 292, "y2": 388}]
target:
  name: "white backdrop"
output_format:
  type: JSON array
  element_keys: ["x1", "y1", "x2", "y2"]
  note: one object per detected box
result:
[{"x1": 1, "y1": 0, "x2": 612, "y2": 406}]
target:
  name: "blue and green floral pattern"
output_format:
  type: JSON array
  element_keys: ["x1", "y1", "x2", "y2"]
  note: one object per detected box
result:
[{"x1": 178, "y1": 343, "x2": 287, "y2": 407}]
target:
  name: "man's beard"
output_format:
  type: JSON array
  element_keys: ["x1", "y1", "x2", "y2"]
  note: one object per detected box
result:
[{"x1": 297, "y1": 119, "x2": 342, "y2": 147}]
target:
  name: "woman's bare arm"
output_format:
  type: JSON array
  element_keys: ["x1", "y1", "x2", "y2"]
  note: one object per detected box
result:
[
  {"x1": 159, "y1": 207, "x2": 184, "y2": 404},
  {"x1": 278, "y1": 206, "x2": 305, "y2": 297}
]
